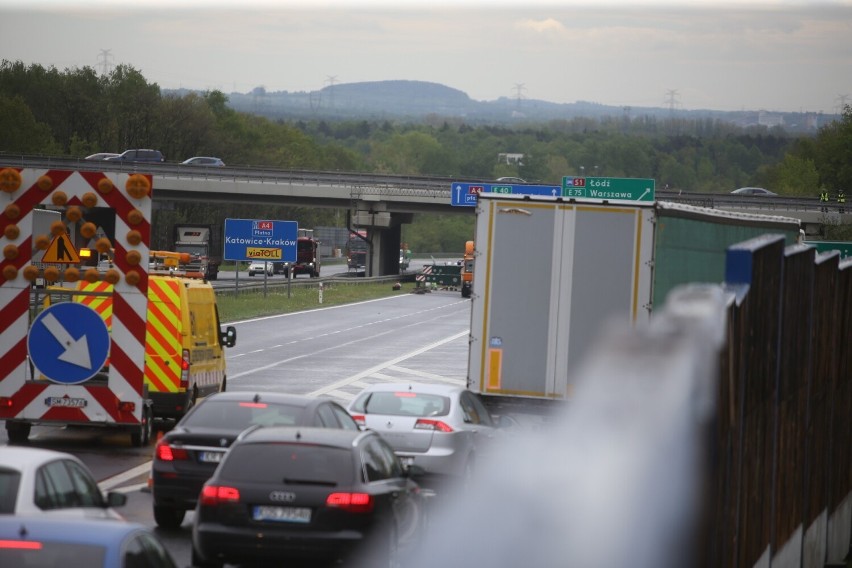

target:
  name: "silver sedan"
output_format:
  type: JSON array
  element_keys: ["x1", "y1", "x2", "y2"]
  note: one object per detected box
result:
[{"x1": 347, "y1": 382, "x2": 501, "y2": 482}]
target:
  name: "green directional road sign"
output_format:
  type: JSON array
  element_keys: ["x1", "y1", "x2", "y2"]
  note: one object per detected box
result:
[
  {"x1": 489, "y1": 185, "x2": 513, "y2": 194},
  {"x1": 561, "y1": 177, "x2": 655, "y2": 202}
]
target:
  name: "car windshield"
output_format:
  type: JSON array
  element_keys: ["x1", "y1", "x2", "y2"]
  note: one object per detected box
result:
[
  {"x1": 220, "y1": 443, "x2": 354, "y2": 485},
  {"x1": 354, "y1": 391, "x2": 450, "y2": 417},
  {"x1": 184, "y1": 400, "x2": 305, "y2": 429},
  {"x1": 0, "y1": 541, "x2": 105, "y2": 567}
]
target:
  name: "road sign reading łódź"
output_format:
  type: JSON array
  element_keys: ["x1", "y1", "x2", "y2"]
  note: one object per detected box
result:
[
  {"x1": 224, "y1": 218, "x2": 298, "y2": 263},
  {"x1": 451, "y1": 182, "x2": 562, "y2": 206},
  {"x1": 561, "y1": 177, "x2": 655, "y2": 202}
]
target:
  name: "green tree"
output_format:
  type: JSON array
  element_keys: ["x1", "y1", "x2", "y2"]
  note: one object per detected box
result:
[{"x1": 0, "y1": 94, "x2": 60, "y2": 153}]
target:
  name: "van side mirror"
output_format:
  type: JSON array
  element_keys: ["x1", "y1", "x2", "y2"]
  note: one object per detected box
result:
[{"x1": 221, "y1": 326, "x2": 237, "y2": 348}]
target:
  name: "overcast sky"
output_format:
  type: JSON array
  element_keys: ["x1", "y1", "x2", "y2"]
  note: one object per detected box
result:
[{"x1": 2, "y1": 0, "x2": 851, "y2": 113}]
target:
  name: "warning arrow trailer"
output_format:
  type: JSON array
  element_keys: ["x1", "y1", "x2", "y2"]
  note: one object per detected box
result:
[{"x1": 0, "y1": 167, "x2": 155, "y2": 447}]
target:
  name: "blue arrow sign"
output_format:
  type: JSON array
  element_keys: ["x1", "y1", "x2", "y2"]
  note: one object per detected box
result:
[
  {"x1": 224, "y1": 218, "x2": 298, "y2": 262},
  {"x1": 451, "y1": 182, "x2": 561, "y2": 206},
  {"x1": 28, "y1": 303, "x2": 111, "y2": 385}
]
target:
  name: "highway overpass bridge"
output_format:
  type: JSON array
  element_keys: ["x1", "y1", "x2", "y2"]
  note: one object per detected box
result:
[{"x1": 5, "y1": 156, "x2": 850, "y2": 276}]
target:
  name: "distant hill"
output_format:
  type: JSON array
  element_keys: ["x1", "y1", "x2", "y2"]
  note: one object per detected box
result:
[{"x1": 192, "y1": 79, "x2": 833, "y2": 132}]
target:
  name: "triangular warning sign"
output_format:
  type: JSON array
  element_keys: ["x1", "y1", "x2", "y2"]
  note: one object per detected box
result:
[{"x1": 42, "y1": 233, "x2": 81, "y2": 264}]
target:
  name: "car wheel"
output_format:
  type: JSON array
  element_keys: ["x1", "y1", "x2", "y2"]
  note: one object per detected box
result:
[
  {"x1": 6, "y1": 421, "x2": 31, "y2": 444},
  {"x1": 131, "y1": 406, "x2": 152, "y2": 447},
  {"x1": 153, "y1": 505, "x2": 186, "y2": 530},
  {"x1": 191, "y1": 544, "x2": 223, "y2": 568}
]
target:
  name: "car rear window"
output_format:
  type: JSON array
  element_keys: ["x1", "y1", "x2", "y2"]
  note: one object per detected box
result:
[
  {"x1": 0, "y1": 470, "x2": 22, "y2": 513},
  {"x1": 220, "y1": 443, "x2": 354, "y2": 485},
  {"x1": 354, "y1": 391, "x2": 450, "y2": 417},
  {"x1": 184, "y1": 400, "x2": 305, "y2": 429},
  {"x1": 0, "y1": 542, "x2": 105, "y2": 567}
]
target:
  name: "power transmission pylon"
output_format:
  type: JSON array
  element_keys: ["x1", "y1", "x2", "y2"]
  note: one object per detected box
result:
[
  {"x1": 513, "y1": 83, "x2": 527, "y2": 110},
  {"x1": 664, "y1": 89, "x2": 680, "y2": 113},
  {"x1": 326, "y1": 75, "x2": 338, "y2": 109},
  {"x1": 97, "y1": 49, "x2": 114, "y2": 75}
]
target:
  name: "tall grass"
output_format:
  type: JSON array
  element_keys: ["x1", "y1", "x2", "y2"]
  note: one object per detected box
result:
[{"x1": 216, "y1": 281, "x2": 411, "y2": 322}]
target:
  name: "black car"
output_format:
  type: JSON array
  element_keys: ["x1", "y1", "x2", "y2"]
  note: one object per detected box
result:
[
  {"x1": 191, "y1": 426, "x2": 424, "y2": 568},
  {"x1": 151, "y1": 391, "x2": 360, "y2": 530}
]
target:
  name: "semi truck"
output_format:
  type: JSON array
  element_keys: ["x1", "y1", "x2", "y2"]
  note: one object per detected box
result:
[
  {"x1": 172, "y1": 224, "x2": 221, "y2": 280},
  {"x1": 275, "y1": 228, "x2": 321, "y2": 278},
  {"x1": 466, "y1": 192, "x2": 802, "y2": 415}
]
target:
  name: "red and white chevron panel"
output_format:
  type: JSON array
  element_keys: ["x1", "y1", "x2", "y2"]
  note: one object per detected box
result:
[{"x1": 0, "y1": 168, "x2": 151, "y2": 427}]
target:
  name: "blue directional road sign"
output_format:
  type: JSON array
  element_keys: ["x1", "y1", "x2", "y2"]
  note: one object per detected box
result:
[
  {"x1": 451, "y1": 182, "x2": 562, "y2": 206},
  {"x1": 224, "y1": 218, "x2": 298, "y2": 262},
  {"x1": 28, "y1": 303, "x2": 111, "y2": 385}
]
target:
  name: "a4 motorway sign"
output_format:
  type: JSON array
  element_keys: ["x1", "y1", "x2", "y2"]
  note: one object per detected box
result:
[{"x1": 224, "y1": 218, "x2": 298, "y2": 262}]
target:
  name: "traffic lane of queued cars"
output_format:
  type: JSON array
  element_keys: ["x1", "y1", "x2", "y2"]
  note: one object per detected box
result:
[
  {"x1": 151, "y1": 391, "x2": 360, "y2": 531},
  {"x1": 191, "y1": 426, "x2": 426, "y2": 568}
]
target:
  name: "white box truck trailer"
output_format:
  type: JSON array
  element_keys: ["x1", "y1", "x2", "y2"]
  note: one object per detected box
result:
[{"x1": 466, "y1": 193, "x2": 801, "y2": 414}]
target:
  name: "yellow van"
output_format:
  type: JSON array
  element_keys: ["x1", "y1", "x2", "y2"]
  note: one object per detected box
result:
[{"x1": 72, "y1": 258, "x2": 236, "y2": 421}]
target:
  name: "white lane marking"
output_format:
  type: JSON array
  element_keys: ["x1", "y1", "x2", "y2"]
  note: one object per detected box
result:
[
  {"x1": 387, "y1": 365, "x2": 466, "y2": 385},
  {"x1": 308, "y1": 330, "x2": 469, "y2": 397},
  {"x1": 99, "y1": 462, "x2": 150, "y2": 492},
  {"x1": 325, "y1": 390, "x2": 356, "y2": 401}
]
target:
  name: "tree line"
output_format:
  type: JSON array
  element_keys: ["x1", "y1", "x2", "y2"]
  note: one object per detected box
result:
[{"x1": 2, "y1": 60, "x2": 850, "y2": 250}]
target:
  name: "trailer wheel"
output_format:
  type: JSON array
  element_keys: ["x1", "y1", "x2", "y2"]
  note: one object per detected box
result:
[
  {"x1": 131, "y1": 406, "x2": 153, "y2": 447},
  {"x1": 6, "y1": 421, "x2": 31, "y2": 445}
]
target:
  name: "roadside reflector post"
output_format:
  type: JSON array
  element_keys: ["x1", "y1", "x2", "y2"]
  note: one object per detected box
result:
[{"x1": 319, "y1": 282, "x2": 324, "y2": 304}]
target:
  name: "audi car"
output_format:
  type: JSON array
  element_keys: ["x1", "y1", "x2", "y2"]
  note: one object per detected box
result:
[
  {"x1": 191, "y1": 426, "x2": 424, "y2": 568},
  {"x1": 150, "y1": 391, "x2": 360, "y2": 530}
]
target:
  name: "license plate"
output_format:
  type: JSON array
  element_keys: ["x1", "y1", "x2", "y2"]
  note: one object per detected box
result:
[
  {"x1": 198, "y1": 451, "x2": 224, "y2": 463},
  {"x1": 252, "y1": 506, "x2": 312, "y2": 524},
  {"x1": 45, "y1": 397, "x2": 87, "y2": 408}
]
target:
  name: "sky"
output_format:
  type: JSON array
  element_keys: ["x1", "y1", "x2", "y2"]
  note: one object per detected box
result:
[{"x1": 1, "y1": 0, "x2": 851, "y2": 114}]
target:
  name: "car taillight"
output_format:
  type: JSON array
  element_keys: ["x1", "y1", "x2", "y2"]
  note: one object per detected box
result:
[
  {"x1": 414, "y1": 418, "x2": 454, "y2": 432},
  {"x1": 179, "y1": 349, "x2": 190, "y2": 390},
  {"x1": 156, "y1": 441, "x2": 189, "y2": 461},
  {"x1": 200, "y1": 485, "x2": 240, "y2": 506},
  {"x1": 326, "y1": 492, "x2": 373, "y2": 513},
  {"x1": 350, "y1": 414, "x2": 366, "y2": 427},
  {"x1": 0, "y1": 540, "x2": 42, "y2": 550}
]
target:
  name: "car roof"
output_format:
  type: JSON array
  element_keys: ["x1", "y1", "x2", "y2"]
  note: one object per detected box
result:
[
  {"x1": 239, "y1": 425, "x2": 372, "y2": 447},
  {"x1": 199, "y1": 391, "x2": 327, "y2": 407},
  {"x1": 355, "y1": 382, "x2": 465, "y2": 396},
  {"x1": 0, "y1": 515, "x2": 148, "y2": 544},
  {"x1": 0, "y1": 447, "x2": 82, "y2": 471}
]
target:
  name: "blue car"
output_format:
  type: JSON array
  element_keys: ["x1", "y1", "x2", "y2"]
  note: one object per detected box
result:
[{"x1": 0, "y1": 516, "x2": 178, "y2": 568}]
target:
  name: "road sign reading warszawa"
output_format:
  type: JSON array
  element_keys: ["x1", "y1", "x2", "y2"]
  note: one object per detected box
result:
[
  {"x1": 224, "y1": 218, "x2": 298, "y2": 262},
  {"x1": 562, "y1": 177, "x2": 655, "y2": 202},
  {"x1": 452, "y1": 178, "x2": 655, "y2": 206}
]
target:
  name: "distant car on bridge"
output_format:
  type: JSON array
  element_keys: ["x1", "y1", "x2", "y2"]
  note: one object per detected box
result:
[
  {"x1": 731, "y1": 187, "x2": 777, "y2": 196},
  {"x1": 181, "y1": 156, "x2": 225, "y2": 167}
]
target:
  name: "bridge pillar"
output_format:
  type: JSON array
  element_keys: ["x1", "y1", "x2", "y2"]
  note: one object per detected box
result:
[{"x1": 351, "y1": 203, "x2": 413, "y2": 276}]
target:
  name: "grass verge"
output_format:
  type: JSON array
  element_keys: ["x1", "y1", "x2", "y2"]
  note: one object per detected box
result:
[{"x1": 216, "y1": 281, "x2": 412, "y2": 322}]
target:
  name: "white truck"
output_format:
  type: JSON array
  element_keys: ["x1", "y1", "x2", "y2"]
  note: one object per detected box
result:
[
  {"x1": 173, "y1": 224, "x2": 221, "y2": 280},
  {"x1": 466, "y1": 192, "x2": 802, "y2": 415}
]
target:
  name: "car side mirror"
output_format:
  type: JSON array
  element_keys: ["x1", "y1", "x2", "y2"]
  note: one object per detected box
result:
[
  {"x1": 221, "y1": 326, "x2": 237, "y2": 348},
  {"x1": 106, "y1": 491, "x2": 127, "y2": 508}
]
